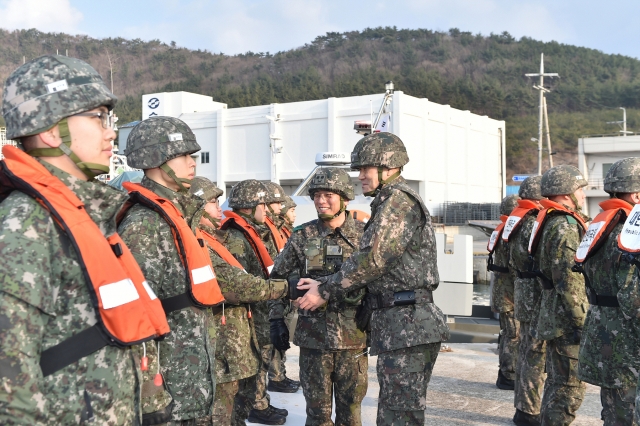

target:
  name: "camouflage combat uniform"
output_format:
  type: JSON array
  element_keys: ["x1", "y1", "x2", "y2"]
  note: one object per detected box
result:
[{"x1": 270, "y1": 212, "x2": 368, "y2": 426}]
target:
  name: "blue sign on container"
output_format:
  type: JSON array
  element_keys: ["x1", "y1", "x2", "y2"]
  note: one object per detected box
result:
[{"x1": 512, "y1": 175, "x2": 531, "y2": 182}]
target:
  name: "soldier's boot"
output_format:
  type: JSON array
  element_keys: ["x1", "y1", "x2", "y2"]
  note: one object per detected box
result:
[
  {"x1": 247, "y1": 406, "x2": 286, "y2": 425},
  {"x1": 496, "y1": 370, "x2": 515, "y2": 390},
  {"x1": 513, "y1": 409, "x2": 540, "y2": 426},
  {"x1": 269, "y1": 404, "x2": 288, "y2": 416},
  {"x1": 267, "y1": 377, "x2": 299, "y2": 393}
]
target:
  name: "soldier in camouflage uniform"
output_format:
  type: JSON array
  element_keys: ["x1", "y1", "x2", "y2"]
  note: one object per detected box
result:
[
  {"x1": 297, "y1": 133, "x2": 450, "y2": 426},
  {"x1": 490, "y1": 194, "x2": 521, "y2": 391},
  {"x1": 188, "y1": 177, "x2": 289, "y2": 425},
  {"x1": 219, "y1": 179, "x2": 288, "y2": 425},
  {"x1": 280, "y1": 196, "x2": 297, "y2": 235},
  {"x1": 529, "y1": 165, "x2": 590, "y2": 425},
  {"x1": 119, "y1": 117, "x2": 218, "y2": 425},
  {"x1": 576, "y1": 158, "x2": 640, "y2": 425},
  {"x1": 507, "y1": 176, "x2": 547, "y2": 426},
  {"x1": 269, "y1": 167, "x2": 368, "y2": 426},
  {"x1": 0, "y1": 55, "x2": 146, "y2": 424}
]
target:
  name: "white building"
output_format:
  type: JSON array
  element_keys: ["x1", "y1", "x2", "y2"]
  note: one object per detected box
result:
[
  {"x1": 122, "y1": 90, "x2": 506, "y2": 213},
  {"x1": 0, "y1": 127, "x2": 17, "y2": 159},
  {"x1": 578, "y1": 134, "x2": 640, "y2": 217}
]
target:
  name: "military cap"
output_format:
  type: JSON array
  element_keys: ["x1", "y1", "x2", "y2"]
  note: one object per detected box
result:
[
  {"x1": 263, "y1": 181, "x2": 286, "y2": 205},
  {"x1": 189, "y1": 176, "x2": 223, "y2": 202},
  {"x1": 541, "y1": 165, "x2": 587, "y2": 197},
  {"x1": 281, "y1": 195, "x2": 297, "y2": 213},
  {"x1": 500, "y1": 194, "x2": 520, "y2": 216},
  {"x1": 228, "y1": 179, "x2": 268, "y2": 209},
  {"x1": 125, "y1": 116, "x2": 200, "y2": 169},
  {"x1": 350, "y1": 132, "x2": 409, "y2": 170},
  {"x1": 2, "y1": 55, "x2": 117, "y2": 140},
  {"x1": 518, "y1": 175, "x2": 543, "y2": 200},
  {"x1": 308, "y1": 167, "x2": 355, "y2": 201},
  {"x1": 604, "y1": 157, "x2": 640, "y2": 194}
]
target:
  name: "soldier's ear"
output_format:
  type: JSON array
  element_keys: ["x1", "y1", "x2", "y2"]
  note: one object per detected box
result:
[{"x1": 38, "y1": 125, "x2": 62, "y2": 148}]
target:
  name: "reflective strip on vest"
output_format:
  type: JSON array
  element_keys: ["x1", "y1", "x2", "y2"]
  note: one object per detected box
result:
[
  {"x1": 618, "y1": 203, "x2": 640, "y2": 253},
  {"x1": 501, "y1": 200, "x2": 542, "y2": 242},
  {"x1": 487, "y1": 216, "x2": 506, "y2": 253},
  {"x1": 528, "y1": 199, "x2": 587, "y2": 255},
  {"x1": 0, "y1": 145, "x2": 170, "y2": 345},
  {"x1": 221, "y1": 210, "x2": 275, "y2": 277}
]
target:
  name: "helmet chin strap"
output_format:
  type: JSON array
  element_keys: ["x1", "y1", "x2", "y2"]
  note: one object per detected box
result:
[
  {"x1": 235, "y1": 206, "x2": 259, "y2": 222},
  {"x1": 27, "y1": 118, "x2": 109, "y2": 180},
  {"x1": 318, "y1": 198, "x2": 346, "y2": 221},
  {"x1": 363, "y1": 167, "x2": 401, "y2": 197},
  {"x1": 569, "y1": 193, "x2": 583, "y2": 212},
  {"x1": 160, "y1": 163, "x2": 192, "y2": 192}
]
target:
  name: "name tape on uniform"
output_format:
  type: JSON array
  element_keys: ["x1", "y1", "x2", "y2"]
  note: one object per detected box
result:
[
  {"x1": 46, "y1": 79, "x2": 69, "y2": 94},
  {"x1": 168, "y1": 133, "x2": 183, "y2": 142}
]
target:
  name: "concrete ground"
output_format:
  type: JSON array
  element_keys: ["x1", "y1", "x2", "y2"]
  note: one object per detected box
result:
[{"x1": 264, "y1": 343, "x2": 602, "y2": 426}]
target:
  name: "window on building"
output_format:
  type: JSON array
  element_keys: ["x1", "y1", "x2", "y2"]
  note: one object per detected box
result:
[
  {"x1": 603, "y1": 163, "x2": 612, "y2": 177},
  {"x1": 201, "y1": 152, "x2": 210, "y2": 164}
]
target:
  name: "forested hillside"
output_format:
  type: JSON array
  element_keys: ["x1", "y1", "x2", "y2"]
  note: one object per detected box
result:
[{"x1": 1, "y1": 27, "x2": 639, "y2": 175}]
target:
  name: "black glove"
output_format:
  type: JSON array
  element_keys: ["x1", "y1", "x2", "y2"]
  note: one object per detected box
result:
[
  {"x1": 287, "y1": 277, "x2": 308, "y2": 299},
  {"x1": 270, "y1": 318, "x2": 290, "y2": 351},
  {"x1": 355, "y1": 294, "x2": 374, "y2": 332},
  {"x1": 571, "y1": 327, "x2": 583, "y2": 344}
]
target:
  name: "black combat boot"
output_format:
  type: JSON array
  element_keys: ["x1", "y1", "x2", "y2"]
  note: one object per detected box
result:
[
  {"x1": 496, "y1": 370, "x2": 515, "y2": 390},
  {"x1": 267, "y1": 377, "x2": 299, "y2": 393},
  {"x1": 513, "y1": 409, "x2": 540, "y2": 426},
  {"x1": 247, "y1": 406, "x2": 286, "y2": 425},
  {"x1": 269, "y1": 404, "x2": 288, "y2": 417}
]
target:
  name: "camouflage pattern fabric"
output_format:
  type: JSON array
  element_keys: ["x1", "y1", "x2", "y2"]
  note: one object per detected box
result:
[
  {"x1": 515, "y1": 322, "x2": 547, "y2": 416},
  {"x1": 125, "y1": 117, "x2": 201, "y2": 169},
  {"x1": 376, "y1": 343, "x2": 441, "y2": 426},
  {"x1": 268, "y1": 349, "x2": 287, "y2": 382},
  {"x1": 212, "y1": 381, "x2": 240, "y2": 425},
  {"x1": 190, "y1": 177, "x2": 223, "y2": 202},
  {"x1": 263, "y1": 181, "x2": 286, "y2": 205},
  {"x1": 600, "y1": 386, "x2": 636, "y2": 426},
  {"x1": 491, "y1": 239, "x2": 516, "y2": 314},
  {"x1": 0, "y1": 161, "x2": 139, "y2": 425},
  {"x1": 118, "y1": 176, "x2": 216, "y2": 421},
  {"x1": 317, "y1": 177, "x2": 450, "y2": 355},
  {"x1": 540, "y1": 165, "x2": 587, "y2": 197},
  {"x1": 509, "y1": 212, "x2": 542, "y2": 323},
  {"x1": 603, "y1": 157, "x2": 640, "y2": 193},
  {"x1": 350, "y1": 132, "x2": 410, "y2": 169},
  {"x1": 518, "y1": 175, "x2": 544, "y2": 200},
  {"x1": 498, "y1": 311, "x2": 520, "y2": 381},
  {"x1": 2, "y1": 55, "x2": 117, "y2": 140},
  {"x1": 299, "y1": 348, "x2": 368, "y2": 426},
  {"x1": 269, "y1": 212, "x2": 367, "y2": 350},
  {"x1": 227, "y1": 180, "x2": 268, "y2": 209},
  {"x1": 308, "y1": 167, "x2": 355, "y2": 200}
]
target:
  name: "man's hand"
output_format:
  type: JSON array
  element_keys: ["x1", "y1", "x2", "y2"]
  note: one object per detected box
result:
[{"x1": 296, "y1": 278, "x2": 327, "y2": 311}]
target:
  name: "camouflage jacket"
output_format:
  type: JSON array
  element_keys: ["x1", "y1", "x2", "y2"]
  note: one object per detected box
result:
[
  {"x1": 224, "y1": 216, "x2": 278, "y2": 347},
  {"x1": 118, "y1": 176, "x2": 216, "y2": 421},
  {"x1": 269, "y1": 213, "x2": 367, "y2": 350},
  {"x1": 491, "y1": 239, "x2": 515, "y2": 313},
  {"x1": 532, "y1": 213, "x2": 589, "y2": 340},
  {"x1": 579, "y1": 222, "x2": 640, "y2": 388},
  {"x1": 317, "y1": 177, "x2": 450, "y2": 355},
  {"x1": 508, "y1": 212, "x2": 542, "y2": 323},
  {"x1": 200, "y1": 225, "x2": 287, "y2": 384},
  {"x1": 0, "y1": 162, "x2": 140, "y2": 425}
]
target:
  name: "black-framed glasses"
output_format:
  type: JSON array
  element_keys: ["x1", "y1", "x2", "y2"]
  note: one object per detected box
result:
[{"x1": 74, "y1": 111, "x2": 115, "y2": 130}]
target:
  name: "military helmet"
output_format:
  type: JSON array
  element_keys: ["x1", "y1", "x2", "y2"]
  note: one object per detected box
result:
[
  {"x1": 541, "y1": 165, "x2": 587, "y2": 197},
  {"x1": 308, "y1": 167, "x2": 355, "y2": 201},
  {"x1": 228, "y1": 179, "x2": 268, "y2": 209},
  {"x1": 604, "y1": 157, "x2": 640, "y2": 194},
  {"x1": 500, "y1": 194, "x2": 520, "y2": 216},
  {"x1": 2, "y1": 55, "x2": 117, "y2": 140},
  {"x1": 189, "y1": 176, "x2": 223, "y2": 202},
  {"x1": 263, "y1": 181, "x2": 286, "y2": 204},
  {"x1": 350, "y1": 132, "x2": 409, "y2": 170},
  {"x1": 125, "y1": 116, "x2": 200, "y2": 169},
  {"x1": 518, "y1": 175, "x2": 543, "y2": 200},
  {"x1": 281, "y1": 195, "x2": 297, "y2": 213}
]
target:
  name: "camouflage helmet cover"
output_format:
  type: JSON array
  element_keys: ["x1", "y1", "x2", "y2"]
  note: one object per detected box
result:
[
  {"x1": 189, "y1": 176, "x2": 223, "y2": 202},
  {"x1": 125, "y1": 116, "x2": 200, "y2": 169},
  {"x1": 228, "y1": 179, "x2": 268, "y2": 209},
  {"x1": 541, "y1": 165, "x2": 587, "y2": 197},
  {"x1": 2, "y1": 55, "x2": 117, "y2": 140},
  {"x1": 263, "y1": 181, "x2": 286, "y2": 204},
  {"x1": 308, "y1": 167, "x2": 355, "y2": 201},
  {"x1": 604, "y1": 157, "x2": 640, "y2": 194},
  {"x1": 350, "y1": 132, "x2": 409, "y2": 169},
  {"x1": 518, "y1": 175, "x2": 543, "y2": 200},
  {"x1": 500, "y1": 194, "x2": 520, "y2": 216},
  {"x1": 281, "y1": 195, "x2": 297, "y2": 213}
]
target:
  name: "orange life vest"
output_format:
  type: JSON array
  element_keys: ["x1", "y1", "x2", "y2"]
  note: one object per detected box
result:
[
  {"x1": 487, "y1": 215, "x2": 507, "y2": 253},
  {"x1": 528, "y1": 199, "x2": 587, "y2": 255},
  {"x1": 575, "y1": 199, "x2": 630, "y2": 263},
  {"x1": 617, "y1": 203, "x2": 640, "y2": 253},
  {"x1": 0, "y1": 146, "x2": 170, "y2": 375},
  {"x1": 502, "y1": 200, "x2": 542, "y2": 242},
  {"x1": 280, "y1": 224, "x2": 292, "y2": 239},
  {"x1": 122, "y1": 182, "x2": 224, "y2": 309},
  {"x1": 200, "y1": 229, "x2": 246, "y2": 271},
  {"x1": 265, "y1": 215, "x2": 287, "y2": 253},
  {"x1": 351, "y1": 209, "x2": 371, "y2": 223},
  {"x1": 221, "y1": 210, "x2": 274, "y2": 276}
]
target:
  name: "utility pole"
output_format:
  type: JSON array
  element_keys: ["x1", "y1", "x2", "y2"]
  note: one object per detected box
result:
[
  {"x1": 525, "y1": 54, "x2": 559, "y2": 175},
  {"x1": 543, "y1": 96, "x2": 553, "y2": 167}
]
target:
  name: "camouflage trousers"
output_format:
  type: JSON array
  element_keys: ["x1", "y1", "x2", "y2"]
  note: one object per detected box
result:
[
  {"x1": 540, "y1": 334, "x2": 586, "y2": 426},
  {"x1": 212, "y1": 380, "x2": 240, "y2": 426},
  {"x1": 268, "y1": 347, "x2": 287, "y2": 382},
  {"x1": 600, "y1": 386, "x2": 636, "y2": 426},
  {"x1": 299, "y1": 347, "x2": 368, "y2": 426},
  {"x1": 233, "y1": 348, "x2": 271, "y2": 423},
  {"x1": 515, "y1": 321, "x2": 547, "y2": 415},
  {"x1": 376, "y1": 343, "x2": 441, "y2": 426},
  {"x1": 159, "y1": 416, "x2": 213, "y2": 425},
  {"x1": 499, "y1": 310, "x2": 520, "y2": 380}
]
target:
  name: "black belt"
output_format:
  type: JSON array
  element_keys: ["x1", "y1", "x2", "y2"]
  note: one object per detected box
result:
[
  {"x1": 160, "y1": 293, "x2": 194, "y2": 313},
  {"x1": 516, "y1": 270, "x2": 537, "y2": 279},
  {"x1": 367, "y1": 289, "x2": 433, "y2": 310},
  {"x1": 40, "y1": 324, "x2": 113, "y2": 377}
]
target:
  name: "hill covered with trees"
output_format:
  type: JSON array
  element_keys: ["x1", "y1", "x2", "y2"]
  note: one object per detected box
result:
[{"x1": 1, "y1": 26, "x2": 639, "y2": 175}]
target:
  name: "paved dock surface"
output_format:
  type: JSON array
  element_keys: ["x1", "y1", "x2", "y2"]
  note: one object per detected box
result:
[{"x1": 264, "y1": 343, "x2": 602, "y2": 425}]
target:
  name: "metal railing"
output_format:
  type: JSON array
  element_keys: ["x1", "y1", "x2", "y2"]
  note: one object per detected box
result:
[
  {"x1": 586, "y1": 178, "x2": 604, "y2": 189},
  {"x1": 434, "y1": 202, "x2": 501, "y2": 225}
]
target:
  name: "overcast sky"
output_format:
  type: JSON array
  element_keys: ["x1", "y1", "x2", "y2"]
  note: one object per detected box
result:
[{"x1": 1, "y1": 0, "x2": 638, "y2": 59}]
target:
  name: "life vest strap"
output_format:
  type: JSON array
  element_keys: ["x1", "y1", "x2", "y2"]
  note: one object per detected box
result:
[
  {"x1": 536, "y1": 271, "x2": 554, "y2": 290},
  {"x1": 516, "y1": 270, "x2": 537, "y2": 279},
  {"x1": 40, "y1": 324, "x2": 111, "y2": 377},
  {"x1": 586, "y1": 290, "x2": 619, "y2": 307},
  {"x1": 161, "y1": 293, "x2": 194, "y2": 314},
  {"x1": 488, "y1": 264, "x2": 510, "y2": 273}
]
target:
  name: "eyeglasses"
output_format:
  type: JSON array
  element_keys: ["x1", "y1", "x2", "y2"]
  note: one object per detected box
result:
[
  {"x1": 313, "y1": 192, "x2": 336, "y2": 201},
  {"x1": 74, "y1": 111, "x2": 115, "y2": 130}
]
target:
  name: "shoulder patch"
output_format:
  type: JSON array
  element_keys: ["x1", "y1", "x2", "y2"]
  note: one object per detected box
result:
[{"x1": 566, "y1": 216, "x2": 578, "y2": 225}]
